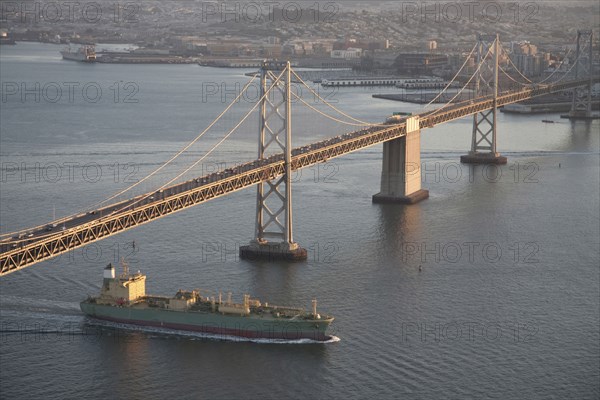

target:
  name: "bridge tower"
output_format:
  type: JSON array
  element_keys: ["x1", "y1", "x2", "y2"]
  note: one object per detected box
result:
[
  {"x1": 461, "y1": 34, "x2": 507, "y2": 165},
  {"x1": 372, "y1": 116, "x2": 429, "y2": 204},
  {"x1": 565, "y1": 30, "x2": 597, "y2": 119},
  {"x1": 240, "y1": 61, "x2": 307, "y2": 261}
]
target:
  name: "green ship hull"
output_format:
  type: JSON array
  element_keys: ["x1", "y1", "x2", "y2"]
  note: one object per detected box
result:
[{"x1": 80, "y1": 301, "x2": 332, "y2": 341}]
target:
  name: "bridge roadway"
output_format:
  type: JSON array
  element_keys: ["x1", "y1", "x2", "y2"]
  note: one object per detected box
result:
[{"x1": 1, "y1": 77, "x2": 597, "y2": 275}]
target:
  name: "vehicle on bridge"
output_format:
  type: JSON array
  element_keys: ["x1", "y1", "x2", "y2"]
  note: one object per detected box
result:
[{"x1": 384, "y1": 113, "x2": 411, "y2": 124}]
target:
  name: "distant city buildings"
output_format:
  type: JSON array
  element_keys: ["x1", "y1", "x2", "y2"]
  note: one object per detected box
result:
[
  {"x1": 509, "y1": 41, "x2": 550, "y2": 77},
  {"x1": 393, "y1": 53, "x2": 449, "y2": 74},
  {"x1": 331, "y1": 48, "x2": 362, "y2": 59},
  {"x1": 0, "y1": 2, "x2": 596, "y2": 76}
]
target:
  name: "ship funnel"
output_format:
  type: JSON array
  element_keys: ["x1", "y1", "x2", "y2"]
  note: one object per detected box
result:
[
  {"x1": 312, "y1": 299, "x2": 317, "y2": 316},
  {"x1": 103, "y1": 263, "x2": 115, "y2": 279}
]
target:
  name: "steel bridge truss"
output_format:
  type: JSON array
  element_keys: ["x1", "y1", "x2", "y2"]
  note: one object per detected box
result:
[
  {"x1": 1, "y1": 76, "x2": 597, "y2": 275},
  {"x1": 470, "y1": 34, "x2": 500, "y2": 155},
  {"x1": 254, "y1": 61, "x2": 295, "y2": 246},
  {"x1": 570, "y1": 30, "x2": 594, "y2": 117}
]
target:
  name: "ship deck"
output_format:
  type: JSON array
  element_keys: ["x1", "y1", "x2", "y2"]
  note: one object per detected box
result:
[{"x1": 86, "y1": 296, "x2": 333, "y2": 323}]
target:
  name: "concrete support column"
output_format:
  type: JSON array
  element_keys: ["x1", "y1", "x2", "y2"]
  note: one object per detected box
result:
[{"x1": 372, "y1": 116, "x2": 429, "y2": 204}]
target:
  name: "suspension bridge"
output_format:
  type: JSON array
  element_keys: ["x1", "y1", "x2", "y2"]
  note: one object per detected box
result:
[{"x1": 1, "y1": 32, "x2": 598, "y2": 275}]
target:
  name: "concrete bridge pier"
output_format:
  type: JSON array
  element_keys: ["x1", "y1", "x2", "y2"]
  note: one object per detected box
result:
[{"x1": 372, "y1": 116, "x2": 429, "y2": 204}]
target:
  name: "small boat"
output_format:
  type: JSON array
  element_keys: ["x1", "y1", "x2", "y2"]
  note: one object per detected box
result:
[{"x1": 60, "y1": 45, "x2": 96, "y2": 62}]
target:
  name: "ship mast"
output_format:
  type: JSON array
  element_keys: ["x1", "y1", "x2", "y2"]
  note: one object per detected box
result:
[{"x1": 120, "y1": 257, "x2": 129, "y2": 277}]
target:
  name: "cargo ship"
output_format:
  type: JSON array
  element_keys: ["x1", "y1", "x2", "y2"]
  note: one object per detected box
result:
[
  {"x1": 80, "y1": 263, "x2": 334, "y2": 341},
  {"x1": 60, "y1": 45, "x2": 96, "y2": 62}
]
